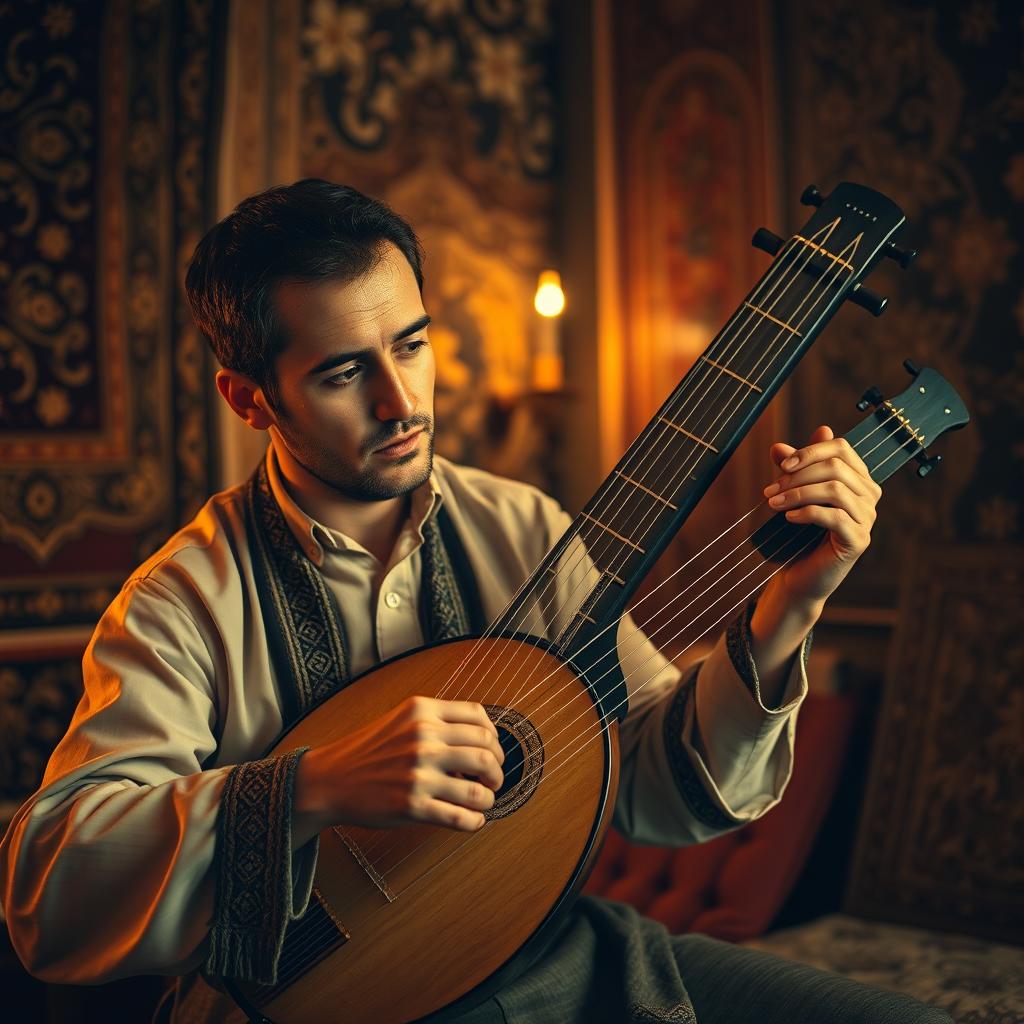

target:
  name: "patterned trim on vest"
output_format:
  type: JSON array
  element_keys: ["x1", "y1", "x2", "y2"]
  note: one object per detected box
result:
[
  {"x1": 725, "y1": 598, "x2": 814, "y2": 710},
  {"x1": 206, "y1": 748, "x2": 307, "y2": 984},
  {"x1": 419, "y1": 504, "x2": 471, "y2": 640},
  {"x1": 245, "y1": 459, "x2": 351, "y2": 724},
  {"x1": 662, "y1": 666, "x2": 742, "y2": 830}
]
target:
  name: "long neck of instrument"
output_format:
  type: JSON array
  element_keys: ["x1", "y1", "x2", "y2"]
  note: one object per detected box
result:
[{"x1": 495, "y1": 233, "x2": 857, "y2": 639}]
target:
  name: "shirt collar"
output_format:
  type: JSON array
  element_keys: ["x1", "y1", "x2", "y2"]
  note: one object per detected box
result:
[{"x1": 264, "y1": 445, "x2": 443, "y2": 567}]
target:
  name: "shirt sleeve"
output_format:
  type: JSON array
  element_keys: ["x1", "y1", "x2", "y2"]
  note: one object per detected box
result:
[
  {"x1": 533, "y1": 497, "x2": 810, "y2": 847},
  {"x1": 612, "y1": 606, "x2": 810, "y2": 845},
  {"x1": 0, "y1": 574, "x2": 316, "y2": 985}
]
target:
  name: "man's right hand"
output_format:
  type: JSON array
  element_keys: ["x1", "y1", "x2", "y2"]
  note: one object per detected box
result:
[{"x1": 292, "y1": 696, "x2": 505, "y2": 847}]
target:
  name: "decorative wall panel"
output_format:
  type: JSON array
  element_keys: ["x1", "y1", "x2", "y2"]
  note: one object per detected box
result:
[
  {"x1": 0, "y1": 0, "x2": 221, "y2": 635},
  {"x1": 299, "y1": 0, "x2": 560, "y2": 488},
  {"x1": 0, "y1": 0, "x2": 223, "y2": 811},
  {"x1": 784, "y1": 0, "x2": 1023, "y2": 609}
]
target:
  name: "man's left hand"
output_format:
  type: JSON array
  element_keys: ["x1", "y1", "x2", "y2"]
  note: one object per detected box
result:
[{"x1": 761, "y1": 423, "x2": 881, "y2": 612}]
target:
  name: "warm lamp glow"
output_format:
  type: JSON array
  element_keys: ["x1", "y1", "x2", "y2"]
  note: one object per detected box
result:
[{"x1": 534, "y1": 270, "x2": 565, "y2": 318}]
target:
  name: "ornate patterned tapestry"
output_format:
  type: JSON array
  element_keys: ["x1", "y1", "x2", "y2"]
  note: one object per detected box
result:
[
  {"x1": 299, "y1": 0, "x2": 560, "y2": 488},
  {"x1": 0, "y1": 0, "x2": 222, "y2": 808},
  {"x1": 846, "y1": 545, "x2": 1024, "y2": 943},
  {"x1": 783, "y1": 0, "x2": 1024, "y2": 609}
]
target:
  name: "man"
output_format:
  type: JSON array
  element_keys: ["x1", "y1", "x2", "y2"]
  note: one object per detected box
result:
[{"x1": 0, "y1": 180, "x2": 950, "y2": 1023}]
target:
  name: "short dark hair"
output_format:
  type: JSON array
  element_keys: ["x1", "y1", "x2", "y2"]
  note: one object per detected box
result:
[{"x1": 185, "y1": 179, "x2": 424, "y2": 402}]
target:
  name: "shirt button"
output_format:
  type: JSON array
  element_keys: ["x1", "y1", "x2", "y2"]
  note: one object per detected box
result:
[{"x1": 384, "y1": 591, "x2": 402, "y2": 609}]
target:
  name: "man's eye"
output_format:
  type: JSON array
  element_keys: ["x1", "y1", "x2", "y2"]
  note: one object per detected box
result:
[
  {"x1": 403, "y1": 339, "x2": 427, "y2": 354},
  {"x1": 327, "y1": 366, "x2": 361, "y2": 386}
]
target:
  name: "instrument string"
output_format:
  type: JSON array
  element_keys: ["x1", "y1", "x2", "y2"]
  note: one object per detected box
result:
[
  {"x1": 275, "y1": 523, "x2": 825, "y2": 975},
  {"x1": 365, "y1": 425, "x2": 913, "y2": 906},
  {"x1": 438, "y1": 223, "x2": 846, "y2": 715},
  {"x1": 371, "y1": 526, "x2": 834, "y2": 910},
  {"x1": 481, "y1": 226, "x2": 855, "y2": 720},
  {"x1": 450, "y1": 409, "x2": 905, "y2": 765},
  {"x1": 481, "y1": 227, "x2": 852, "y2": 716},
  {"x1": 353, "y1": 225, "x2": 853, "y2": 871},
  {"x1": 427, "y1": 226, "x2": 840, "y2": 708}
]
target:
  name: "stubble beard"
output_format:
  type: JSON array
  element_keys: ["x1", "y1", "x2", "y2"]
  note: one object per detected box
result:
[{"x1": 277, "y1": 414, "x2": 435, "y2": 502}]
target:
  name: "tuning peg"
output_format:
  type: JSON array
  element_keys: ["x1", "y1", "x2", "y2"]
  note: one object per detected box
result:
[
  {"x1": 751, "y1": 228, "x2": 784, "y2": 256},
  {"x1": 849, "y1": 284, "x2": 888, "y2": 316},
  {"x1": 800, "y1": 185, "x2": 824, "y2": 207},
  {"x1": 915, "y1": 453, "x2": 942, "y2": 478},
  {"x1": 903, "y1": 359, "x2": 920, "y2": 377},
  {"x1": 857, "y1": 386, "x2": 884, "y2": 411},
  {"x1": 885, "y1": 242, "x2": 917, "y2": 269}
]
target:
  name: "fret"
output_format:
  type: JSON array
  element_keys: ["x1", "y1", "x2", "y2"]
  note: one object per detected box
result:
[
  {"x1": 657, "y1": 417, "x2": 719, "y2": 452},
  {"x1": 580, "y1": 512, "x2": 646, "y2": 553},
  {"x1": 614, "y1": 470, "x2": 678, "y2": 509},
  {"x1": 591, "y1": 469, "x2": 679, "y2": 553},
  {"x1": 742, "y1": 301, "x2": 803, "y2": 337},
  {"x1": 699, "y1": 355, "x2": 763, "y2": 393}
]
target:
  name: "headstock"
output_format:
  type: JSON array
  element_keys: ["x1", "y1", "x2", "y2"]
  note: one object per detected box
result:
[{"x1": 751, "y1": 182, "x2": 915, "y2": 318}]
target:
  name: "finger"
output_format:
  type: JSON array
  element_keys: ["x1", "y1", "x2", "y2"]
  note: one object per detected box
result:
[
  {"x1": 783, "y1": 504, "x2": 871, "y2": 553},
  {"x1": 764, "y1": 457, "x2": 875, "y2": 501},
  {"x1": 434, "y1": 699, "x2": 499, "y2": 738},
  {"x1": 770, "y1": 441, "x2": 798, "y2": 469},
  {"x1": 408, "y1": 795, "x2": 487, "y2": 832},
  {"x1": 436, "y1": 745, "x2": 504, "y2": 791},
  {"x1": 769, "y1": 480, "x2": 875, "y2": 526},
  {"x1": 440, "y1": 723, "x2": 506, "y2": 766},
  {"x1": 779, "y1": 436, "x2": 875, "y2": 488},
  {"x1": 425, "y1": 771, "x2": 497, "y2": 813},
  {"x1": 769, "y1": 425, "x2": 833, "y2": 469}
]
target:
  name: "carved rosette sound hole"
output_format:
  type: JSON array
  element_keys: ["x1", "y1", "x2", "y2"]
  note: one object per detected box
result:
[{"x1": 482, "y1": 705, "x2": 544, "y2": 820}]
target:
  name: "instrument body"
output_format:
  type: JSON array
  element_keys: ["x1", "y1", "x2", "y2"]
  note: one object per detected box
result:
[{"x1": 228, "y1": 636, "x2": 619, "y2": 1024}]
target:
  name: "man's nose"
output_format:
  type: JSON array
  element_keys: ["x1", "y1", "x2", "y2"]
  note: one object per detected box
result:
[{"x1": 372, "y1": 364, "x2": 416, "y2": 422}]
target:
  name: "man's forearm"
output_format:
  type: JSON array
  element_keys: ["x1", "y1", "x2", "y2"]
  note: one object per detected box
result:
[{"x1": 748, "y1": 583, "x2": 822, "y2": 708}]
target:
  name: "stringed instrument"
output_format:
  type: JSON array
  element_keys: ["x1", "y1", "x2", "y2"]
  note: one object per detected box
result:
[{"x1": 226, "y1": 183, "x2": 967, "y2": 1023}]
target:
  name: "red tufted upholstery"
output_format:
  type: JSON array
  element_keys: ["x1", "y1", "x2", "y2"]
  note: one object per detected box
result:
[{"x1": 584, "y1": 692, "x2": 857, "y2": 941}]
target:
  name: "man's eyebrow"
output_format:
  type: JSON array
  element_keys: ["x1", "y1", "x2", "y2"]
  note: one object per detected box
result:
[
  {"x1": 393, "y1": 313, "x2": 431, "y2": 341},
  {"x1": 305, "y1": 315, "x2": 432, "y2": 377}
]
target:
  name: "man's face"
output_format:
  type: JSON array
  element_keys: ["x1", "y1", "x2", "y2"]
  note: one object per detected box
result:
[{"x1": 268, "y1": 243, "x2": 436, "y2": 501}]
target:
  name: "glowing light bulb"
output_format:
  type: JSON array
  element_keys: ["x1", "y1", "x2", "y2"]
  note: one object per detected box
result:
[{"x1": 534, "y1": 270, "x2": 565, "y2": 318}]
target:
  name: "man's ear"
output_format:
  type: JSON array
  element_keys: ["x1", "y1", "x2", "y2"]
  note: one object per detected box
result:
[{"x1": 215, "y1": 369, "x2": 276, "y2": 430}]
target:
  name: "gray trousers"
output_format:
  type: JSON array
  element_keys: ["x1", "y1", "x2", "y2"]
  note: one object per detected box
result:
[
  {"x1": 168, "y1": 897, "x2": 955, "y2": 1022},
  {"x1": 448, "y1": 898, "x2": 954, "y2": 1024}
]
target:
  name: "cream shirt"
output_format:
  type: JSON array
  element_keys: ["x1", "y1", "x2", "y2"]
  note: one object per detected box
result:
[{"x1": 0, "y1": 446, "x2": 807, "y2": 985}]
